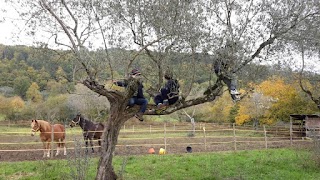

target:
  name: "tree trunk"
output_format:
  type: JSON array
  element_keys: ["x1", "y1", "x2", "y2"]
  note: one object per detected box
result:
[{"x1": 95, "y1": 112, "x2": 125, "y2": 180}]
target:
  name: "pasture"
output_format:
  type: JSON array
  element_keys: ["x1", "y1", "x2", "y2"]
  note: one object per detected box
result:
[{"x1": 0, "y1": 120, "x2": 318, "y2": 179}]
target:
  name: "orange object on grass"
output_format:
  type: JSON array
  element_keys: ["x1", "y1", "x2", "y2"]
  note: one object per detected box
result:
[{"x1": 148, "y1": 148, "x2": 155, "y2": 154}]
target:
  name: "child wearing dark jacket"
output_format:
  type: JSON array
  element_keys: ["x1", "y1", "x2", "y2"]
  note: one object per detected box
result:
[
  {"x1": 154, "y1": 70, "x2": 180, "y2": 112},
  {"x1": 114, "y1": 69, "x2": 148, "y2": 121}
]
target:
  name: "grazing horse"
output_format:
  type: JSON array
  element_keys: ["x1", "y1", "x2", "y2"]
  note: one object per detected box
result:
[
  {"x1": 31, "y1": 119, "x2": 67, "y2": 158},
  {"x1": 70, "y1": 114, "x2": 104, "y2": 153}
]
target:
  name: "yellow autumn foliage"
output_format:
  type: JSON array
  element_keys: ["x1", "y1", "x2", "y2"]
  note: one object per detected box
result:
[
  {"x1": 235, "y1": 114, "x2": 251, "y2": 125},
  {"x1": 26, "y1": 82, "x2": 43, "y2": 103},
  {"x1": 236, "y1": 76, "x2": 318, "y2": 125},
  {"x1": 9, "y1": 96, "x2": 25, "y2": 112},
  {"x1": 209, "y1": 90, "x2": 234, "y2": 122},
  {"x1": 0, "y1": 95, "x2": 25, "y2": 118},
  {"x1": 257, "y1": 77, "x2": 296, "y2": 100}
]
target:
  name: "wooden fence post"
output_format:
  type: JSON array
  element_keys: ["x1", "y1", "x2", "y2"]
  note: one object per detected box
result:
[
  {"x1": 51, "y1": 125, "x2": 54, "y2": 158},
  {"x1": 149, "y1": 125, "x2": 152, "y2": 133},
  {"x1": 203, "y1": 127, "x2": 207, "y2": 150},
  {"x1": 132, "y1": 125, "x2": 134, "y2": 133},
  {"x1": 290, "y1": 117, "x2": 293, "y2": 146},
  {"x1": 264, "y1": 125, "x2": 268, "y2": 149},
  {"x1": 164, "y1": 123, "x2": 167, "y2": 150},
  {"x1": 233, "y1": 123, "x2": 237, "y2": 151}
]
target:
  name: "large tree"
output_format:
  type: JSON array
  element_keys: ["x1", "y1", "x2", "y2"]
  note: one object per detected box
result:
[
  {"x1": 272, "y1": 1, "x2": 320, "y2": 109},
  {"x1": 3, "y1": 0, "x2": 320, "y2": 179}
]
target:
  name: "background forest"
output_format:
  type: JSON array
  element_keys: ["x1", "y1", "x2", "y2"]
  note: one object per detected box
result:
[{"x1": 0, "y1": 44, "x2": 318, "y2": 124}]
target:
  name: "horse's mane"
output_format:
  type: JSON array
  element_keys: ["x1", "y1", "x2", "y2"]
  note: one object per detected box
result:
[
  {"x1": 34, "y1": 120, "x2": 52, "y2": 132},
  {"x1": 87, "y1": 118, "x2": 100, "y2": 128},
  {"x1": 36, "y1": 120, "x2": 49, "y2": 124},
  {"x1": 78, "y1": 116, "x2": 104, "y2": 130},
  {"x1": 80, "y1": 116, "x2": 96, "y2": 125}
]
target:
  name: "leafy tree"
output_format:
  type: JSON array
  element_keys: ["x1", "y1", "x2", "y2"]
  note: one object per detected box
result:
[
  {"x1": 67, "y1": 84, "x2": 110, "y2": 120},
  {"x1": 10, "y1": 96, "x2": 25, "y2": 111},
  {"x1": 37, "y1": 67, "x2": 51, "y2": 90},
  {"x1": 26, "y1": 82, "x2": 43, "y2": 103},
  {"x1": 34, "y1": 94, "x2": 72, "y2": 121},
  {"x1": 6, "y1": 96, "x2": 25, "y2": 120},
  {"x1": 228, "y1": 104, "x2": 239, "y2": 124},
  {"x1": 0, "y1": 95, "x2": 10, "y2": 115},
  {"x1": 0, "y1": 59, "x2": 16, "y2": 87},
  {"x1": 1, "y1": 46, "x2": 14, "y2": 60},
  {"x1": 5, "y1": 0, "x2": 320, "y2": 179},
  {"x1": 272, "y1": 1, "x2": 320, "y2": 109},
  {"x1": 236, "y1": 77, "x2": 318, "y2": 125},
  {"x1": 235, "y1": 92, "x2": 272, "y2": 125},
  {"x1": 55, "y1": 66, "x2": 68, "y2": 83},
  {"x1": 0, "y1": 95, "x2": 25, "y2": 120},
  {"x1": 0, "y1": 86, "x2": 14, "y2": 97},
  {"x1": 26, "y1": 66, "x2": 37, "y2": 81},
  {"x1": 13, "y1": 49, "x2": 29, "y2": 61},
  {"x1": 258, "y1": 77, "x2": 317, "y2": 122},
  {"x1": 13, "y1": 76, "x2": 31, "y2": 98},
  {"x1": 46, "y1": 80, "x2": 66, "y2": 96},
  {"x1": 208, "y1": 92, "x2": 234, "y2": 123},
  {"x1": 235, "y1": 105, "x2": 251, "y2": 125}
]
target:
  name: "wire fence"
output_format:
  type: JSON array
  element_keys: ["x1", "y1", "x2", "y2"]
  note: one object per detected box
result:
[{"x1": 0, "y1": 121, "x2": 312, "y2": 160}]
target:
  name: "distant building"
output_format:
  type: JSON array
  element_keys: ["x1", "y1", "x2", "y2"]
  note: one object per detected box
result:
[{"x1": 290, "y1": 114, "x2": 320, "y2": 138}]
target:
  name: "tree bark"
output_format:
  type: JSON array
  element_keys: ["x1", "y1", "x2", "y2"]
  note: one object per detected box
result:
[
  {"x1": 95, "y1": 107, "x2": 127, "y2": 180},
  {"x1": 82, "y1": 79, "x2": 140, "y2": 179}
]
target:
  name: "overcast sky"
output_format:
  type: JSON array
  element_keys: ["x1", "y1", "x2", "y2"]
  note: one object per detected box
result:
[
  {"x1": 0, "y1": 1, "x2": 17, "y2": 45},
  {"x1": 0, "y1": 1, "x2": 41, "y2": 46}
]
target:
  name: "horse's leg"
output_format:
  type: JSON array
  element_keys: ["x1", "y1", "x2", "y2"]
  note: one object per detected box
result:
[
  {"x1": 45, "y1": 141, "x2": 50, "y2": 158},
  {"x1": 85, "y1": 137, "x2": 89, "y2": 154},
  {"x1": 98, "y1": 139, "x2": 101, "y2": 152},
  {"x1": 62, "y1": 138, "x2": 67, "y2": 156},
  {"x1": 42, "y1": 142, "x2": 46, "y2": 158},
  {"x1": 90, "y1": 138, "x2": 94, "y2": 153},
  {"x1": 55, "y1": 139, "x2": 60, "y2": 156},
  {"x1": 48, "y1": 142, "x2": 52, "y2": 157}
]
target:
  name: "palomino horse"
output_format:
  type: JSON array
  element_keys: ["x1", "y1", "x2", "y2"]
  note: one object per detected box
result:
[
  {"x1": 31, "y1": 119, "x2": 67, "y2": 158},
  {"x1": 70, "y1": 114, "x2": 104, "y2": 153}
]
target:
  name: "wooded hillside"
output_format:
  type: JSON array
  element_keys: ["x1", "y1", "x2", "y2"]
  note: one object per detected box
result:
[{"x1": 0, "y1": 44, "x2": 318, "y2": 123}]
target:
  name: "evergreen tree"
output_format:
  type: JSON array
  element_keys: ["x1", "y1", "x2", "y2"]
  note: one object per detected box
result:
[{"x1": 26, "y1": 82, "x2": 43, "y2": 103}]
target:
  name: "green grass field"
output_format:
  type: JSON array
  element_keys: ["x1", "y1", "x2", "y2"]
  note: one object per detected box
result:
[{"x1": 1, "y1": 148, "x2": 319, "y2": 180}]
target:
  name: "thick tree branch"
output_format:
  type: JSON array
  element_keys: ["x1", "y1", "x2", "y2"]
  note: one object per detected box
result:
[
  {"x1": 39, "y1": 0, "x2": 77, "y2": 51},
  {"x1": 298, "y1": 47, "x2": 320, "y2": 109}
]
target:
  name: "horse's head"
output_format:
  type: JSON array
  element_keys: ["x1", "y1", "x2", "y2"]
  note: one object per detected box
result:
[
  {"x1": 70, "y1": 114, "x2": 81, "y2": 127},
  {"x1": 31, "y1": 119, "x2": 40, "y2": 136}
]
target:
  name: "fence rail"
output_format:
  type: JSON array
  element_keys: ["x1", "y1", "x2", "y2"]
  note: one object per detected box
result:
[{"x1": 0, "y1": 122, "x2": 313, "y2": 157}]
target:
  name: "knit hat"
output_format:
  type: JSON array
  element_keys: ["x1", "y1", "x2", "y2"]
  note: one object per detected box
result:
[
  {"x1": 164, "y1": 69, "x2": 173, "y2": 79},
  {"x1": 130, "y1": 69, "x2": 141, "y2": 76}
]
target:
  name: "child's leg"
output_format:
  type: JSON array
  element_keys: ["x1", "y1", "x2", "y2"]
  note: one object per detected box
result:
[{"x1": 154, "y1": 94, "x2": 164, "y2": 105}]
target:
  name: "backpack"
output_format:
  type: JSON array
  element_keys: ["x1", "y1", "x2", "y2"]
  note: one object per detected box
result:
[{"x1": 167, "y1": 79, "x2": 180, "y2": 99}]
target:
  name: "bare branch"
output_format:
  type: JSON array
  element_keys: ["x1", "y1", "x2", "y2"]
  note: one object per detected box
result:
[
  {"x1": 39, "y1": 0, "x2": 77, "y2": 51},
  {"x1": 299, "y1": 46, "x2": 320, "y2": 108}
]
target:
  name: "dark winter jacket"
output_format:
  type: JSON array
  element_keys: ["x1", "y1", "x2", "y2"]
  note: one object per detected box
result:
[
  {"x1": 164, "y1": 79, "x2": 179, "y2": 98},
  {"x1": 114, "y1": 80, "x2": 145, "y2": 98}
]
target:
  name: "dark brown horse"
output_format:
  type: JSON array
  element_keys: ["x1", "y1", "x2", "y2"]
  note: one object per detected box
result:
[
  {"x1": 31, "y1": 119, "x2": 67, "y2": 158},
  {"x1": 70, "y1": 114, "x2": 104, "y2": 153}
]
